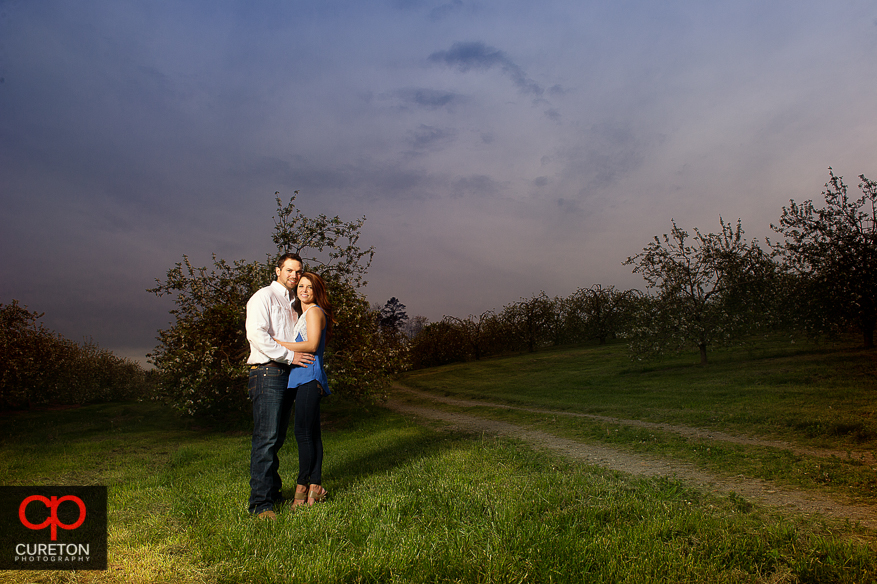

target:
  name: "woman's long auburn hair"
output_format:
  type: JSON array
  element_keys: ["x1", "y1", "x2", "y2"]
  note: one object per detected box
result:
[{"x1": 296, "y1": 272, "x2": 336, "y2": 340}]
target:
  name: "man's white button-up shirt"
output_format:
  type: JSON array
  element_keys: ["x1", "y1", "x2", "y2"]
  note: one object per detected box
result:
[{"x1": 245, "y1": 280, "x2": 298, "y2": 365}]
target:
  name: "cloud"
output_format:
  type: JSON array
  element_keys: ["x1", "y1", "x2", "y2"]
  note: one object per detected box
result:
[
  {"x1": 451, "y1": 174, "x2": 501, "y2": 199},
  {"x1": 544, "y1": 108, "x2": 561, "y2": 122},
  {"x1": 429, "y1": 0, "x2": 464, "y2": 21},
  {"x1": 555, "y1": 122, "x2": 655, "y2": 195},
  {"x1": 408, "y1": 124, "x2": 456, "y2": 150},
  {"x1": 428, "y1": 41, "x2": 544, "y2": 95},
  {"x1": 393, "y1": 87, "x2": 464, "y2": 110}
]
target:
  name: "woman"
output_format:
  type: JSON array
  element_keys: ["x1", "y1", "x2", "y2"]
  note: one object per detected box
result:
[{"x1": 275, "y1": 272, "x2": 335, "y2": 507}]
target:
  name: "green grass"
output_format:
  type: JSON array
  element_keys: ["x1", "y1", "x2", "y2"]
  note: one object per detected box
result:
[
  {"x1": 417, "y1": 401, "x2": 877, "y2": 503},
  {"x1": 400, "y1": 336, "x2": 877, "y2": 508},
  {"x1": 0, "y1": 338, "x2": 876, "y2": 583},
  {"x1": 403, "y1": 337, "x2": 877, "y2": 448}
]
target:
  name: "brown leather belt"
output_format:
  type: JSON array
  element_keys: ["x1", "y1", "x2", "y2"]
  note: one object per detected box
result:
[{"x1": 250, "y1": 361, "x2": 290, "y2": 370}]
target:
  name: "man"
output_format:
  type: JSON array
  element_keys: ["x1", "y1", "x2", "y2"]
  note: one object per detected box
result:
[{"x1": 245, "y1": 252, "x2": 315, "y2": 519}]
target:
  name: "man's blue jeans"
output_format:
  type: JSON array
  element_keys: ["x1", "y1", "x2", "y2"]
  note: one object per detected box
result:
[{"x1": 248, "y1": 365, "x2": 294, "y2": 514}]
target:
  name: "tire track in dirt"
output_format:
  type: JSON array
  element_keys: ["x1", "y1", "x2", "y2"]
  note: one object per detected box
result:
[
  {"x1": 387, "y1": 384, "x2": 877, "y2": 530},
  {"x1": 394, "y1": 386, "x2": 875, "y2": 465}
]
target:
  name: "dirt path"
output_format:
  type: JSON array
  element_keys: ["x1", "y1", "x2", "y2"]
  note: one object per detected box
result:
[
  {"x1": 387, "y1": 384, "x2": 877, "y2": 531},
  {"x1": 394, "y1": 386, "x2": 876, "y2": 465}
]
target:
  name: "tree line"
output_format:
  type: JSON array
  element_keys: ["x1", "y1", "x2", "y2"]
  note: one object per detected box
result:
[
  {"x1": 408, "y1": 286, "x2": 637, "y2": 369},
  {"x1": 0, "y1": 300, "x2": 151, "y2": 410},
  {"x1": 145, "y1": 168, "x2": 873, "y2": 416},
  {"x1": 7, "y1": 170, "x2": 868, "y2": 414},
  {"x1": 410, "y1": 169, "x2": 876, "y2": 367}
]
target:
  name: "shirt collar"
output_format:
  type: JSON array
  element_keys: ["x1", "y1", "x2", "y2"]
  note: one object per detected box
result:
[{"x1": 270, "y1": 280, "x2": 294, "y2": 302}]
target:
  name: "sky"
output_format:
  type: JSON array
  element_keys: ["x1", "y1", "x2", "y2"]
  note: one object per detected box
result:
[{"x1": 2, "y1": 0, "x2": 876, "y2": 366}]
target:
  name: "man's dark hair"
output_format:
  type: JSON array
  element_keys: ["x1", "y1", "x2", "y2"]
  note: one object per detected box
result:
[{"x1": 276, "y1": 252, "x2": 303, "y2": 269}]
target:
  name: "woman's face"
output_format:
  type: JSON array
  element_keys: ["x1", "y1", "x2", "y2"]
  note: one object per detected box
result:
[{"x1": 297, "y1": 277, "x2": 314, "y2": 304}]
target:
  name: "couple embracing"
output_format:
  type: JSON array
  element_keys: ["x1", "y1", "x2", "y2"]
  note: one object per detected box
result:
[{"x1": 244, "y1": 252, "x2": 335, "y2": 520}]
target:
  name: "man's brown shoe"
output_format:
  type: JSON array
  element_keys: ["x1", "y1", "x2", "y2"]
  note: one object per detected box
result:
[{"x1": 257, "y1": 510, "x2": 277, "y2": 520}]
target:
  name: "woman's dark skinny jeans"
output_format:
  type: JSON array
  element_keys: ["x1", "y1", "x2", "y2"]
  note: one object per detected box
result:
[{"x1": 292, "y1": 379, "x2": 323, "y2": 486}]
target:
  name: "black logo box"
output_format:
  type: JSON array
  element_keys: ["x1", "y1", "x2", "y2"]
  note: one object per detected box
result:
[{"x1": 0, "y1": 486, "x2": 107, "y2": 571}]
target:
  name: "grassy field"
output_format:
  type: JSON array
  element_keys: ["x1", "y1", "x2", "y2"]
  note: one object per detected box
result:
[
  {"x1": 0, "y1": 337, "x2": 875, "y2": 583},
  {"x1": 401, "y1": 337, "x2": 877, "y2": 506},
  {"x1": 403, "y1": 338, "x2": 877, "y2": 446}
]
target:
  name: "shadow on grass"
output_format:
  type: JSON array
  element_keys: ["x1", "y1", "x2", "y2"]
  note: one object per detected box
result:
[
  {"x1": 330, "y1": 431, "x2": 458, "y2": 495},
  {"x1": 0, "y1": 401, "x2": 200, "y2": 442},
  {"x1": 0, "y1": 395, "x2": 371, "y2": 443},
  {"x1": 1, "y1": 396, "x2": 476, "y2": 511},
  {"x1": 316, "y1": 400, "x2": 464, "y2": 496}
]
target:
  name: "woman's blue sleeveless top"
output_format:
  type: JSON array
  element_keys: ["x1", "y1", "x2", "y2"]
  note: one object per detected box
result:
[{"x1": 287, "y1": 306, "x2": 330, "y2": 394}]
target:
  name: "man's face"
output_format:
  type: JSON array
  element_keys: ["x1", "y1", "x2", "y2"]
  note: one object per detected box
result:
[{"x1": 275, "y1": 259, "x2": 303, "y2": 292}]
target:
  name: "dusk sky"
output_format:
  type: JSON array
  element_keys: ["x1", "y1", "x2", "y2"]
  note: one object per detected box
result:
[{"x1": 2, "y1": 1, "x2": 876, "y2": 366}]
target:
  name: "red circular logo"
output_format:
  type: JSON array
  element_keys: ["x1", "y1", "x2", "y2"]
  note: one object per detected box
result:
[{"x1": 19, "y1": 495, "x2": 87, "y2": 541}]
